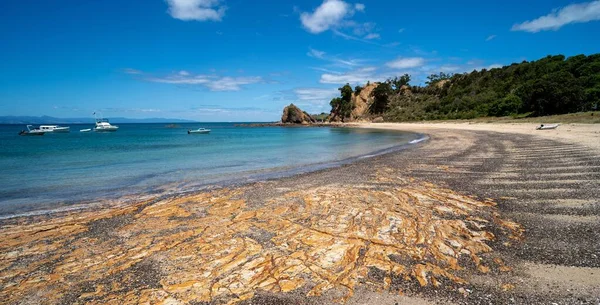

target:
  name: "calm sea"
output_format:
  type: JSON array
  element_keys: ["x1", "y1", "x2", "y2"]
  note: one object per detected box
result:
[{"x1": 0, "y1": 123, "x2": 423, "y2": 217}]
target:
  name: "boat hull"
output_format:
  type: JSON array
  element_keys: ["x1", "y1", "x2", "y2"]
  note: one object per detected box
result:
[
  {"x1": 536, "y1": 124, "x2": 559, "y2": 130},
  {"x1": 188, "y1": 130, "x2": 210, "y2": 134},
  {"x1": 52, "y1": 127, "x2": 70, "y2": 133},
  {"x1": 19, "y1": 131, "x2": 45, "y2": 136},
  {"x1": 94, "y1": 127, "x2": 119, "y2": 132}
]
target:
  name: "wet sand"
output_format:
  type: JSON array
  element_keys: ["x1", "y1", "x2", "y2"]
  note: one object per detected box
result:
[{"x1": 1, "y1": 123, "x2": 599, "y2": 304}]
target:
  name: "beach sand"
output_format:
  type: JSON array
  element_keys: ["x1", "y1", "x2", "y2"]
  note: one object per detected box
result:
[{"x1": 1, "y1": 123, "x2": 599, "y2": 304}]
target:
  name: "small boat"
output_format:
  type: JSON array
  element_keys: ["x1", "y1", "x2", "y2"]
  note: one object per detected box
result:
[
  {"x1": 18, "y1": 125, "x2": 45, "y2": 136},
  {"x1": 536, "y1": 124, "x2": 559, "y2": 130},
  {"x1": 188, "y1": 128, "x2": 211, "y2": 134},
  {"x1": 80, "y1": 128, "x2": 92, "y2": 132},
  {"x1": 94, "y1": 118, "x2": 119, "y2": 132},
  {"x1": 39, "y1": 125, "x2": 70, "y2": 133}
]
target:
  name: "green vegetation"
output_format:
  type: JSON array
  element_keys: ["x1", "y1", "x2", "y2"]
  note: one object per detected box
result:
[
  {"x1": 312, "y1": 112, "x2": 329, "y2": 122},
  {"x1": 327, "y1": 54, "x2": 600, "y2": 122},
  {"x1": 330, "y1": 83, "x2": 355, "y2": 122},
  {"x1": 386, "y1": 54, "x2": 599, "y2": 121}
]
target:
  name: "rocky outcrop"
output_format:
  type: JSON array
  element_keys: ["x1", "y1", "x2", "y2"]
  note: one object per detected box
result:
[
  {"x1": 281, "y1": 104, "x2": 316, "y2": 124},
  {"x1": 351, "y1": 82, "x2": 378, "y2": 119},
  {"x1": 329, "y1": 83, "x2": 379, "y2": 122}
]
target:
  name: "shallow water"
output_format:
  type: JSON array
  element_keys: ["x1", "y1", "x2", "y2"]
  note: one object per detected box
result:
[{"x1": 0, "y1": 123, "x2": 421, "y2": 216}]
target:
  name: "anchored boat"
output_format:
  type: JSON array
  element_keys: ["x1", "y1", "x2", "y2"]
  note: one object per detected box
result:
[
  {"x1": 188, "y1": 128, "x2": 211, "y2": 134},
  {"x1": 18, "y1": 125, "x2": 45, "y2": 136},
  {"x1": 94, "y1": 118, "x2": 119, "y2": 132}
]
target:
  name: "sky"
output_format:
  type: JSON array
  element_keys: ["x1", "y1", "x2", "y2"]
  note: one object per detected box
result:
[{"x1": 1, "y1": 0, "x2": 599, "y2": 122}]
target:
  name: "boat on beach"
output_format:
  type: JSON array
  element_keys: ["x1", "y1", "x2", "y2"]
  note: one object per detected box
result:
[
  {"x1": 18, "y1": 125, "x2": 45, "y2": 136},
  {"x1": 94, "y1": 118, "x2": 119, "y2": 132},
  {"x1": 39, "y1": 125, "x2": 70, "y2": 133},
  {"x1": 188, "y1": 128, "x2": 211, "y2": 134},
  {"x1": 536, "y1": 124, "x2": 559, "y2": 130}
]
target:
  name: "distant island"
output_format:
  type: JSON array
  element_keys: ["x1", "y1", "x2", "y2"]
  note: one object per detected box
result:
[
  {"x1": 0, "y1": 115, "x2": 197, "y2": 125},
  {"x1": 282, "y1": 53, "x2": 600, "y2": 124}
]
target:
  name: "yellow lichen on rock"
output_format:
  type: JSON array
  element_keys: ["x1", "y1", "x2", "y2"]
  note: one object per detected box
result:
[{"x1": 0, "y1": 169, "x2": 522, "y2": 304}]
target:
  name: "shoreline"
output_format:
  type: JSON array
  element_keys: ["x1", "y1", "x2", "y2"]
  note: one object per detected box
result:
[
  {"x1": 1, "y1": 123, "x2": 599, "y2": 304},
  {"x1": 0, "y1": 130, "x2": 427, "y2": 220}
]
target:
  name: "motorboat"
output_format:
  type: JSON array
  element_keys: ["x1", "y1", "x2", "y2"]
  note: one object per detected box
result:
[
  {"x1": 94, "y1": 118, "x2": 119, "y2": 132},
  {"x1": 80, "y1": 128, "x2": 92, "y2": 132},
  {"x1": 536, "y1": 124, "x2": 559, "y2": 130},
  {"x1": 18, "y1": 125, "x2": 45, "y2": 136},
  {"x1": 39, "y1": 125, "x2": 70, "y2": 133},
  {"x1": 188, "y1": 128, "x2": 211, "y2": 134}
]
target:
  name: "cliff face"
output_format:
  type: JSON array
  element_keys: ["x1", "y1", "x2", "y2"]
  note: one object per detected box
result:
[
  {"x1": 281, "y1": 104, "x2": 316, "y2": 124},
  {"x1": 351, "y1": 83, "x2": 378, "y2": 120},
  {"x1": 329, "y1": 82, "x2": 379, "y2": 122}
]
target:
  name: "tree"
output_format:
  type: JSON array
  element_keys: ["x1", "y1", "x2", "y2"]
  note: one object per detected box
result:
[
  {"x1": 370, "y1": 82, "x2": 393, "y2": 114},
  {"x1": 426, "y1": 72, "x2": 453, "y2": 86},
  {"x1": 389, "y1": 74, "x2": 411, "y2": 93},
  {"x1": 330, "y1": 83, "x2": 355, "y2": 122},
  {"x1": 355, "y1": 85, "x2": 363, "y2": 95}
]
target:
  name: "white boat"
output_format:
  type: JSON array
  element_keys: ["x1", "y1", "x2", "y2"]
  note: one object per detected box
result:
[
  {"x1": 188, "y1": 128, "x2": 211, "y2": 134},
  {"x1": 536, "y1": 124, "x2": 559, "y2": 130},
  {"x1": 18, "y1": 125, "x2": 45, "y2": 136},
  {"x1": 94, "y1": 119, "x2": 119, "y2": 132},
  {"x1": 80, "y1": 128, "x2": 92, "y2": 132},
  {"x1": 39, "y1": 125, "x2": 70, "y2": 133}
]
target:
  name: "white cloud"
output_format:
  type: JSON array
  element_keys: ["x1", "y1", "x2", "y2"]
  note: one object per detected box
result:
[
  {"x1": 307, "y1": 48, "x2": 326, "y2": 59},
  {"x1": 166, "y1": 0, "x2": 227, "y2": 22},
  {"x1": 146, "y1": 72, "x2": 262, "y2": 91},
  {"x1": 300, "y1": 0, "x2": 352, "y2": 33},
  {"x1": 320, "y1": 67, "x2": 382, "y2": 84},
  {"x1": 386, "y1": 57, "x2": 426, "y2": 69},
  {"x1": 300, "y1": 0, "x2": 367, "y2": 34},
  {"x1": 512, "y1": 1, "x2": 600, "y2": 32},
  {"x1": 179, "y1": 70, "x2": 190, "y2": 76},
  {"x1": 486, "y1": 34, "x2": 496, "y2": 41},
  {"x1": 364, "y1": 33, "x2": 380, "y2": 40}
]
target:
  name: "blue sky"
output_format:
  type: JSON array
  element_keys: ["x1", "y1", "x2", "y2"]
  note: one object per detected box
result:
[{"x1": 1, "y1": 0, "x2": 599, "y2": 121}]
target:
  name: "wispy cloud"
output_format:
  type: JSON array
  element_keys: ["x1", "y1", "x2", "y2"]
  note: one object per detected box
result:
[
  {"x1": 166, "y1": 0, "x2": 227, "y2": 22},
  {"x1": 294, "y1": 88, "x2": 339, "y2": 103},
  {"x1": 386, "y1": 57, "x2": 426, "y2": 69},
  {"x1": 332, "y1": 29, "x2": 380, "y2": 45},
  {"x1": 320, "y1": 66, "x2": 385, "y2": 84},
  {"x1": 129, "y1": 70, "x2": 262, "y2": 91},
  {"x1": 486, "y1": 34, "x2": 497, "y2": 41},
  {"x1": 398, "y1": 28, "x2": 405, "y2": 33},
  {"x1": 306, "y1": 47, "x2": 365, "y2": 68},
  {"x1": 364, "y1": 33, "x2": 380, "y2": 40},
  {"x1": 512, "y1": 1, "x2": 600, "y2": 32},
  {"x1": 354, "y1": 3, "x2": 365, "y2": 12},
  {"x1": 123, "y1": 68, "x2": 143, "y2": 75},
  {"x1": 307, "y1": 48, "x2": 326, "y2": 59}
]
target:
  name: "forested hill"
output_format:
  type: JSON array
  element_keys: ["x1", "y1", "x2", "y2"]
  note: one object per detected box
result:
[{"x1": 327, "y1": 54, "x2": 600, "y2": 122}]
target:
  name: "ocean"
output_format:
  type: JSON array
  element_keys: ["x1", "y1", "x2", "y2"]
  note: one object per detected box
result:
[{"x1": 0, "y1": 123, "x2": 423, "y2": 217}]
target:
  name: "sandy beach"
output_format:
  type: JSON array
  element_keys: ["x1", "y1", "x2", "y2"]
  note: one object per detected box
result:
[{"x1": 1, "y1": 122, "x2": 599, "y2": 304}]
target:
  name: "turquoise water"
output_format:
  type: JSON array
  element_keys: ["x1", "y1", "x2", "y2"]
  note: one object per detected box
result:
[{"x1": 0, "y1": 123, "x2": 422, "y2": 216}]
